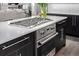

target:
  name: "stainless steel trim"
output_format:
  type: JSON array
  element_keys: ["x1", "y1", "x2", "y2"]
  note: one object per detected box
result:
[
  {"x1": 38, "y1": 33, "x2": 58, "y2": 46},
  {"x1": 58, "y1": 20, "x2": 66, "y2": 25},
  {"x1": 2, "y1": 37, "x2": 29, "y2": 50}
]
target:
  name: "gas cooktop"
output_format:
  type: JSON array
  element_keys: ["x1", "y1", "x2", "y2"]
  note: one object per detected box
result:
[{"x1": 10, "y1": 17, "x2": 53, "y2": 28}]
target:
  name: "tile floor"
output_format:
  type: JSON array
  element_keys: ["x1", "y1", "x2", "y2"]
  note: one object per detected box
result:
[{"x1": 55, "y1": 36, "x2": 79, "y2": 56}]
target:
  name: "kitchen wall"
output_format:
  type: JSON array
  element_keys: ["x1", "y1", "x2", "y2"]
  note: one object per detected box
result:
[
  {"x1": 31, "y1": 3, "x2": 40, "y2": 16},
  {"x1": 47, "y1": 3, "x2": 79, "y2": 14},
  {"x1": 0, "y1": 3, "x2": 30, "y2": 10},
  {"x1": 0, "y1": 3, "x2": 31, "y2": 21}
]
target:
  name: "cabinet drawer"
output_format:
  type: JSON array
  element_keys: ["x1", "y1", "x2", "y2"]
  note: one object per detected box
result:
[
  {"x1": 0, "y1": 32, "x2": 35, "y2": 56},
  {"x1": 7, "y1": 50, "x2": 20, "y2": 56},
  {"x1": 19, "y1": 43, "x2": 34, "y2": 56},
  {"x1": 7, "y1": 43, "x2": 34, "y2": 56},
  {"x1": 56, "y1": 19, "x2": 67, "y2": 31}
]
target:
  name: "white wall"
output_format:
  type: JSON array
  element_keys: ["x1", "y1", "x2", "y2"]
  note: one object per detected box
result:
[
  {"x1": 48, "y1": 3, "x2": 79, "y2": 13},
  {"x1": 0, "y1": 3, "x2": 8, "y2": 10},
  {"x1": 0, "y1": 3, "x2": 31, "y2": 21},
  {"x1": 31, "y1": 3, "x2": 40, "y2": 16},
  {"x1": 0, "y1": 3, "x2": 30, "y2": 10}
]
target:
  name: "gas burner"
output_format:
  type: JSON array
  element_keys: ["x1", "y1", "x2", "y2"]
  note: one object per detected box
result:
[{"x1": 10, "y1": 17, "x2": 53, "y2": 28}]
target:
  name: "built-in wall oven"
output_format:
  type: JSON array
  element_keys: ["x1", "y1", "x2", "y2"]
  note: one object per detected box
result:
[{"x1": 36, "y1": 23, "x2": 58, "y2": 56}]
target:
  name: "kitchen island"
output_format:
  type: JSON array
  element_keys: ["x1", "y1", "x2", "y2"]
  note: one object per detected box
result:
[{"x1": 0, "y1": 16, "x2": 67, "y2": 56}]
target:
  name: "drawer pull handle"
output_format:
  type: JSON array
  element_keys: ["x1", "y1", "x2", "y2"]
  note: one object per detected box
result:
[
  {"x1": 2, "y1": 37, "x2": 29, "y2": 50},
  {"x1": 39, "y1": 33, "x2": 58, "y2": 45}
]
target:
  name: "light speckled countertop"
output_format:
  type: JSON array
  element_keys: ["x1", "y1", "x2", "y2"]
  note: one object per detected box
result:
[{"x1": 0, "y1": 16, "x2": 67, "y2": 44}]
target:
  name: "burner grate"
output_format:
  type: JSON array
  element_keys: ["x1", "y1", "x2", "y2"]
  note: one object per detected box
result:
[{"x1": 10, "y1": 17, "x2": 52, "y2": 28}]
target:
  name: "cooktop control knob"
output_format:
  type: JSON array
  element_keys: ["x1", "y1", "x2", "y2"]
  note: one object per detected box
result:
[
  {"x1": 40, "y1": 31, "x2": 45, "y2": 35},
  {"x1": 47, "y1": 28, "x2": 49, "y2": 31},
  {"x1": 50, "y1": 26, "x2": 55, "y2": 30},
  {"x1": 51, "y1": 27, "x2": 54, "y2": 30}
]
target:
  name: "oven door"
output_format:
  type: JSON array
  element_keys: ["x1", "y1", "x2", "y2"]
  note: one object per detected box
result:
[{"x1": 37, "y1": 33, "x2": 58, "y2": 56}]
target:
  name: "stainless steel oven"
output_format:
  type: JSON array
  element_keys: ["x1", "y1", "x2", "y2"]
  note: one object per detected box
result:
[
  {"x1": 37, "y1": 33, "x2": 58, "y2": 56},
  {"x1": 35, "y1": 23, "x2": 58, "y2": 56}
]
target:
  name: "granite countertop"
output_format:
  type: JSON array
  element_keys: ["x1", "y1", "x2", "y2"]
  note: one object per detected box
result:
[{"x1": 0, "y1": 16, "x2": 67, "y2": 44}]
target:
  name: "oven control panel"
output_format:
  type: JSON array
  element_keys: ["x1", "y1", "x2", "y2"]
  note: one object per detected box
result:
[{"x1": 36, "y1": 23, "x2": 56, "y2": 40}]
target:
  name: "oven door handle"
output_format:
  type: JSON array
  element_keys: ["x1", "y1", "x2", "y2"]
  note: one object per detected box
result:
[{"x1": 39, "y1": 33, "x2": 58, "y2": 45}]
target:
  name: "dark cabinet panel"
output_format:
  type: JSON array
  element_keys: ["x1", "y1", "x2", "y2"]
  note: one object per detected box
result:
[
  {"x1": 65, "y1": 16, "x2": 73, "y2": 35},
  {"x1": 56, "y1": 28, "x2": 66, "y2": 53},
  {"x1": 19, "y1": 43, "x2": 34, "y2": 56},
  {"x1": 7, "y1": 43, "x2": 34, "y2": 56},
  {"x1": 66, "y1": 16, "x2": 79, "y2": 37},
  {"x1": 0, "y1": 32, "x2": 35, "y2": 56},
  {"x1": 75, "y1": 16, "x2": 79, "y2": 36},
  {"x1": 7, "y1": 50, "x2": 20, "y2": 56},
  {"x1": 56, "y1": 19, "x2": 67, "y2": 53}
]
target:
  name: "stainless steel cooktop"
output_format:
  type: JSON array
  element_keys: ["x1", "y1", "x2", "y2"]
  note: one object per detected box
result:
[{"x1": 10, "y1": 17, "x2": 53, "y2": 28}]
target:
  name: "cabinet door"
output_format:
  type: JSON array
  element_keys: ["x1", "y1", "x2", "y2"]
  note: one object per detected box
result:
[
  {"x1": 56, "y1": 26, "x2": 66, "y2": 53},
  {"x1": 76, "y1": 16, "x2": 79, "y2": 27},
  {"x1": 19, "y1": 43, "x2": 34, "y2": 56},
  {"x1": 7, "y1": 50, "x2": 20, "y2": 56},
  {"x1": 66, "y1": 16, "x2": 78, "y2": 36},
  {"x1": 75, "y1": 16, "x2": 79, "y2": 36},
  {"x1": 7, "y1": 43, "x2": 34, "y2": 56},
  {"x1": 0, "y1": 32, "x2": 35, "y2": 56},
  {"x1": 66, "y1": 16, "x2": 74, "y2": 35},
  {"x1": 56, "y1": 28, "x2": 66, "y2": 46},
  {"x1": 69, "y1": 16, "x2": 79, "y2": 37}
]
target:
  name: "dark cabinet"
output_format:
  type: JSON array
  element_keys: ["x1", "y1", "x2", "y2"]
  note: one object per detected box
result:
[
  {"x1": 8, "y1": 43, "x2": 34, "y2": 56},
  {"x1": 56, "y1": 19, "x2": 67, "y2": 53},
  {"x1": 7, "y1": 50, "x2": 20, "y2": 56},
  {"x1": 56, "y1": 28, "x2": 66, "y2": 53},
  {"x1": 75, "y1": 16, "x2": 79, "y2": 36},
  {"x1": 19, "y1": 43, "x2": 34, "y2": 56},
  {"x1": 65, "y1": 16, "x2": 73, "y2": 35},
  {"x1": 66, "y1": 16, "x2": 79, "y2": 37},
  {"x1": 0, "y1": 32, "x2": 35, "y2": 56}
]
